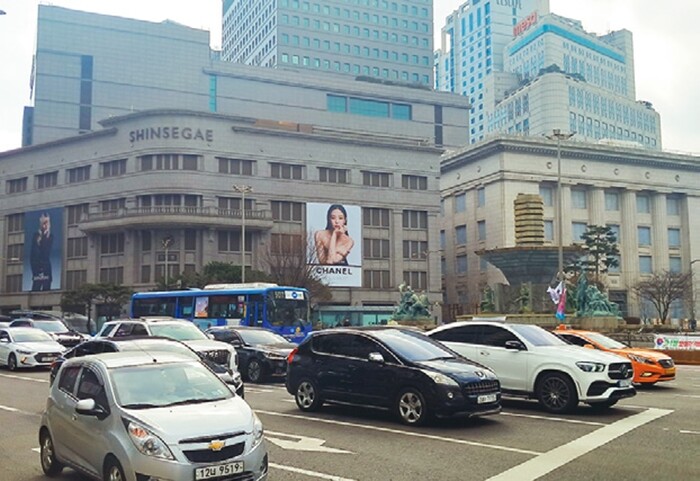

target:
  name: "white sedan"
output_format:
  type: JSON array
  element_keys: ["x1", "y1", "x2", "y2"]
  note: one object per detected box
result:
[{"x1": 0, "y1": 327, "x2": 65, "y2": 370}]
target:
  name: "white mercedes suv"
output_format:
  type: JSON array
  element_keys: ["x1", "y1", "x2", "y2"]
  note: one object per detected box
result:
[
  {"x1": 95, "y1": 317, "x2": 238, "y2": 373},
  {"x1": 428, "y1": 321, "x2": 635, "y2": 413}
]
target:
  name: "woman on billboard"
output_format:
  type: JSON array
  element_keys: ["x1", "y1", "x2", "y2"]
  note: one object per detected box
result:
[{"x1": 314, "y1": 204, "x2": 355, "y2": 265}]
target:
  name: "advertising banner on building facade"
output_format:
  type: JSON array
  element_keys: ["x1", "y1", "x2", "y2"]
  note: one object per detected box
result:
[
  {"x1": 22, "y1": 207, "x2": 63, "y2": 292},
  {"x1": 307, "y1": 202, "x2": 362, "y2": 287}
]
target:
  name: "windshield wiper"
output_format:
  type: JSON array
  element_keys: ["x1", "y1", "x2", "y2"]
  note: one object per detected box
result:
[
  {"x1": 160, "y1": 398, "x2": 216, "y2": 407},
  {"x1": 121, "y1": 403, "x2": 161, "y2": 409},
  {"x1": 426, "y1": 356, "x2": 455, "y2": 361}
]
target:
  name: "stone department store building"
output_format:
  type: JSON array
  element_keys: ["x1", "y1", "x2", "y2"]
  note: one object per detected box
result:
[
  {"x1": 439, "y1": 135, "x2": 700, "y2": 320},
  {"x1": 1, "y1": 5, "x2": 470, "y2": 318}
]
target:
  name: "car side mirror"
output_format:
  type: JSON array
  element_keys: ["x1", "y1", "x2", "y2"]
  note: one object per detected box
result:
[
  {"x1": 0, "y1": 338, "x2": 8, "y2": 343},
  {"x1": 230, "y1": 339, "x2": 242, "y2": 347},
  {"x1": 368, "y1": 352, "x2": 385, "y2": 363},
  {"x1": 583, "y1": 343, "x2": 596, "y2": 349},
  {"x1": 75, "y1": 398, "x2": 109, "y2": 419},
  {"x1": 504, "y1": 340, "x2": 526, "y2": 351}
]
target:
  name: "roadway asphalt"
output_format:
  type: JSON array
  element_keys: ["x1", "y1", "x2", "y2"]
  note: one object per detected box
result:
[{"x1": 1, "y1": 365, "x2": 699, "y2": 481}]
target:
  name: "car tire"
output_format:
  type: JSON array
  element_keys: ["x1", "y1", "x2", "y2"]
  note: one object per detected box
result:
[
  {"x1": 247, "y1": 359, "x2": 266, "y2": 383},
  {"x1": 39, "y1": 429, "x2": 63, "y2": 477},
  {"x1": 396, "y1": 387, "x2": 429, "y2": 426},
  {"x1": 295, "y1": 379, "x2": 323, "y2": 412},
  {"x1": 104, "y1": 456, "x2": 126, "y2": 481},
  {"x1": 8, "y1": 353, "x2": 18, "y2": 371},
  {"x1": 536, "y1": 372, "x2": 578, "y2": 413}
]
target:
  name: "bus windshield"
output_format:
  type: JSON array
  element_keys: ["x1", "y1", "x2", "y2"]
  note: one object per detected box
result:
[{"x1": 266, "y1": 295, "x2": 311, "y2": 328}]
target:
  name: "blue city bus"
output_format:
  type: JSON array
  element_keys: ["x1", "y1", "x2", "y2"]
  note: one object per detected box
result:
[{"x1": 130, "y1": 283, "x2": 311, "y2": 343}]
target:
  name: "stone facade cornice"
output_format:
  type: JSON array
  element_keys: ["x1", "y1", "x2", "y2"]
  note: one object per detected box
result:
[{"x1": 442, "y1": 136, "x2": 700, "y2": 174}]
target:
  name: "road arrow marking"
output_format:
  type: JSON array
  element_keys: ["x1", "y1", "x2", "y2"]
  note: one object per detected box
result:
[{"x1": 265, "y1": 430, "x2": 353, "y2": 454}]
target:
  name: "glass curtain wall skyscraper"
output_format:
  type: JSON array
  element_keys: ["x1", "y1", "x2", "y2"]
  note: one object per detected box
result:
[
  {"x1": 222, "y1": 0, "x2": 435, "y2": 87},
  {"x1": 435, "y1": 0, "x2": 661, "y2": 149},
  {"x1": 435, "y1": 0, "x2": 549, "y2": 143}
]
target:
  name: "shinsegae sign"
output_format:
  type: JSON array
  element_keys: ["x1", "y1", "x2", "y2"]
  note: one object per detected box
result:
[{"x1": 129, "y1": 126, "x2": 214, "y2": 143}]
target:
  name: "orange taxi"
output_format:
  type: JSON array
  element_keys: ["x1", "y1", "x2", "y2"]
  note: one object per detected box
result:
[{"x1": 554, "y1": 325, "x2": 676, "y2": 385}]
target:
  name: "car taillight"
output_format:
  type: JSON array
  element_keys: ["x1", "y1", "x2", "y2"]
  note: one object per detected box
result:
[{"x1": 287, "y1": 347, "x2": 298, "y2": 364}]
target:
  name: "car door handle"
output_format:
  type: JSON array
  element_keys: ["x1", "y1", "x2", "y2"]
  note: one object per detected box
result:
[{"x1": 479, "y1": 350, "x2": 490, "y2": 356}]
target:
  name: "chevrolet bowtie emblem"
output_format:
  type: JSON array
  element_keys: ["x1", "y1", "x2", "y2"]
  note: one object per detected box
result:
[{"x1": 209, "y1": 440, "x2": 225, "y2": 452}]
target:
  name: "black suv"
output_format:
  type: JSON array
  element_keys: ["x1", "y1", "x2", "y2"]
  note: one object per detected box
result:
[
  {"x1": 286, "y1": 327, "x2": 501, "y2": 426},
  {"x1": 207, "y1": 326, "x2": 296, "y2": 383}
]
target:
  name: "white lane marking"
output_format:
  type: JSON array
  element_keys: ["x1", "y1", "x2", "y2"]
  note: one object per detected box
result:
[
  {"x1": 0, "y1": 373, "x2": 49, "y2": 383},
  {"x1": 266, "y1": 430, "x2": 353, "y2": 454},
  {"x1": 485, "y1": 408, "x2": 673, "y2": 481},
  {"x1": 269, "y1": 462, "x2": 357, "y2": 481},
  {"x1": 257, "y1": 410, "x2": 540, "y2": 456},
  {"x1": 0, "y1": 404, "x2": 40, "y2": 416},
  {"x1": 500, "y1": 412, "x2": 605, "y2": 427},
  {"x1": 680, "y1": 430, "x2": 700, "y2": 435},
  {"x1": 32, "y1": 448, "x2": 40, "y2": 453},
  {"x1": 675, "y1": 394, "x2": 700, "y2": 399}
]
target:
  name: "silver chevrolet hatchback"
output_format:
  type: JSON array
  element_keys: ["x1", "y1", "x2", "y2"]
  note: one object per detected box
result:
[{"x1": 39, "y1": 351, "x2": 268, "y2": 481}]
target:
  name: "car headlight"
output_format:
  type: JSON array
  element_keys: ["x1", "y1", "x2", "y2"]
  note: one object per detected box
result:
[
  {"x1": 422, "y1": 370, "x2": 459, "y2": 387},
  {"x1": 576, "y1": 361, "x2": 606, "y2": 372},
  {"x1": 628, "y1": 354, "x2": 655, "y2": 365},
  {"x1": 262, "y1": 351, "x2": 286, "y2": 360},
  {"x1": 251, "y1": 413, "x2": 264, "y2": 449},
  {"x1": 229, "y1": 350, "x2": 238, "y2": 370},
  {"x1": 16, "y1": 349, "x2": 34, "y2": 355},
  {"x1": 124, "y1": 419, "x2": 174, "y2": 460}
]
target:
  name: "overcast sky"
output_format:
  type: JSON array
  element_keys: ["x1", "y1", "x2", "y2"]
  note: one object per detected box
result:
[{"x1": 0, "y1": 0, "x2": 698, "y2": 154}]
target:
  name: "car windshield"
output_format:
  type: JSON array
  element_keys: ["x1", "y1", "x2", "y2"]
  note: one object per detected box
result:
[
  {"x1": 119, "y1": 341, "x2": 198, "y2": 359},
  {"x1": 12, "y1": 330, "x2": 54, "y2": 343},
  {"x1": 112, "y1": 360, "x2": 232, "y2": 408},
  {"x1": 238, "y1": 329, "x2": 289, "y2": 345},
  {"x1": 583, "y1": 332, "x2": 628, "y2": 349},
  {"x1": 34, "y1": 321, "x2": 69, "y2": 333},
  {"x1": 150, "y1": 323, "x2": 208, "y2": 341},
  {"x1": 372, "y1": 329, "x2": 456, "y2": 362},
  {"x1": 509, "y1": 324, "x2": 569, "y2": 346}
]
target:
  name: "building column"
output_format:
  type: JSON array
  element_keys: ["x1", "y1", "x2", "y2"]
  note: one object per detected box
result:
[
  {"x1": 560, "y1": 184, "x2": 572, "y2": 244},
  {"x1": 589, "y1": 187, "x2": 605, "y2": 226},
  {"x1": 620, "y1": 190, "x2": 638, "y2": 316},
  {"x1": 651, "y1": 193, "x2": 668, "y2": 271}
]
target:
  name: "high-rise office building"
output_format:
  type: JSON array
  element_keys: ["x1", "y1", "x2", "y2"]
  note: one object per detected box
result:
[
  {"x1": 222, "y1": 0, "x2": 435, "y2": 87},
  {"x1": 435, "y1": 0, "x2": 661, "y2": 149}
]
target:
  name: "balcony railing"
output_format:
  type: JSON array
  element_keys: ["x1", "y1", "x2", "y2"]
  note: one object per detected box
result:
[{"x1": 79, "y1": 206, "x2": 274, "y2": 233}]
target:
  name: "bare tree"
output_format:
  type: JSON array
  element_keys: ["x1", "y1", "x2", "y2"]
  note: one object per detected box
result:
[
  {"x1": 259, "y1": 231, "x2": 332, "y2": 304},
  {"x1": 631, "y1": 270, "x2": 692, "y2": 323}
]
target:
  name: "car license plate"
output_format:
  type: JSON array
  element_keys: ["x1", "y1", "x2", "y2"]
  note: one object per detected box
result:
[
  {"x1": 195, "y1": 461, "x2": 244, "y2": 480},
  {"x1": 618, "y1": 379, "x2": 631, "y2": 388},
  {"x1": 477, "y1": 393, "x2": 497, "y2": 404},
  {"x1": 42, "y1": 356, "x2": 57, "y2": 362}
]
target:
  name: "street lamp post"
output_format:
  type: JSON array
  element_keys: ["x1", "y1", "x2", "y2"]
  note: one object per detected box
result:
[
  {"x1": 545, "y1": 129, "x2": 575, "y2": 281},
  {"x1": 161, "y1": 236, "x2": 173, "y2": 288},
  {"x1": 233, "y1": 185, "x2": 253, "y2": 283}
]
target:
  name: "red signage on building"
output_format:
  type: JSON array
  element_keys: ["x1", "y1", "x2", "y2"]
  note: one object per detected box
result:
[{"x1": 513, "y1": 11, "x2": 538, "y2": 37}]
